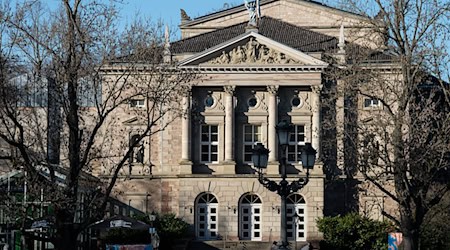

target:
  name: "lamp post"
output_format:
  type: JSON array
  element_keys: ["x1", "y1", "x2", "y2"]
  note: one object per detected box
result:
[{"x1": 252, "y1": 121, "x2": 316, "y2": 249}]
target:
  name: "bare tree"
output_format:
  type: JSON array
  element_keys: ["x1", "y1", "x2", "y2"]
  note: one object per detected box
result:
[
  {"x1": 0, "y1": 0, "x2": 196, "y2": 249},
  {"x1": 322, "y1": 1, "x2": 450, "y2": 249}
]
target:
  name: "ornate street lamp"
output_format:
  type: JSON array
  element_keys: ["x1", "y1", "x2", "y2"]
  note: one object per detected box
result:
[{"x1": 252, "y1": 120, "x2": 316, "y2": 249}]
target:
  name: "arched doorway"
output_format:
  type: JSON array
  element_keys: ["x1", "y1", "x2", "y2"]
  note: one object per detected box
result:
[
  {"x1": 239, "y1": 193, "x2": 262, "y2": 241},
  {"x1": 195, "y1": 193, "x2": 219, "y2": 240},
  {"x1": 286, "y1": 194, "x2": 307, "y2": 241}
]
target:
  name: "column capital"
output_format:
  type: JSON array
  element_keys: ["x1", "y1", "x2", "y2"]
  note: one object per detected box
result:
[
  {"x1": 267, "y1": 85, "x2": 279, "y2": 95},
  {"x1": 224, "y1": 85, "x2": 236, "y2": 95},
  {"x1": 311, "y1": 85, "x2": 323, "y2": 94}
]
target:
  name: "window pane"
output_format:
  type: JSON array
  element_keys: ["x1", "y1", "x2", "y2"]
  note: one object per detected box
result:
[
  {"x1": 289, "y1": 133, "x2": 296, "y2": 142},
  {"x1": 211, "y1": 125, "x2": 218, "y2": 133},
  {"x1": 201, "y1": 154, "x2": 209, "y2": 162},
  {"x1": 211, "y1": 134, "x2": 218, "y2": 142},
  {"x1": 244, "y1": 125, "x2": 252, "y2": 133},
  {"x1": 201, "y1": 126, "x2": 208, "y2": 133},
  {"x1": 211, "y1": 154, "x2": 218, "y2": 162},
  {"x1": 201, "y1": 134, "x2": 209, "y2": 142},
  {"x1": 211, "y1": 145, "x2": 218, "y2": 153},
  {"x1": 201, "y1": 145, "x2": 209, "y2": 152},
  {"x1": 244, "y1": 134, "x2": 253, "y2": 142}
]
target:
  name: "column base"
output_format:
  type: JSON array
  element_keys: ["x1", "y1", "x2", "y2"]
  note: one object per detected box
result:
[
  {"x1": 219, "y1": 161, "x2": 236, "y2": 175},
  {"x1": 179, "y1": 160, "x2": 192, "y2": 175},
  {"x1": 267, "y1": 162, "x2": 279, "y2": 175}
]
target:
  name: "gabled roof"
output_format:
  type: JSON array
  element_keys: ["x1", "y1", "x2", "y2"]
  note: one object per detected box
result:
[
  {"x1": 172, "y1": 16, "x2": 339, "y2": 54},
  {"x1": 172, "y1": 16, "x2": 396, "y2": 64}
]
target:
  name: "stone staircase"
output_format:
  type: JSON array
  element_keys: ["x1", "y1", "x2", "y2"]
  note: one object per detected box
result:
[{"x1": 185, "y1": 240, "x2": 310, "y2": 250}]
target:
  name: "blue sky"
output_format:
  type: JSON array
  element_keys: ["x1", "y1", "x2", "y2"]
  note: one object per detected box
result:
[
  {"x1": 42, "y1": 0, "x2": 243, "y2": 39},
  {"x1": 119, "y1": 0, "x2": 243, "y2": 23}
]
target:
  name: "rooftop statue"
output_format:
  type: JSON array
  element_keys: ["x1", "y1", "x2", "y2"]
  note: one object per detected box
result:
[{"x1": 244, "y1": 0, "x2": 258, "y2": 27}]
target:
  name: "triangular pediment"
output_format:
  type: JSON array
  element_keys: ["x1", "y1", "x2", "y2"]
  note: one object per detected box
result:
[{"x1": 178, "y1": 32, "x2": 328, "y2": 67}]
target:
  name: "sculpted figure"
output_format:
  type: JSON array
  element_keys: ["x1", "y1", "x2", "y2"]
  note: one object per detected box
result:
[
  {"x1": 231, "y1": 46, "x2": 245, "y2": 64},
  {"x1": 218, "y1": 51, "x2": 230, "y2": 64},
  {"x1": 244, "y1": 0, "x2": 257, "y2": 26},
  {"x1": 245, "y1": 38, "x2": 257, "y2": 62}
]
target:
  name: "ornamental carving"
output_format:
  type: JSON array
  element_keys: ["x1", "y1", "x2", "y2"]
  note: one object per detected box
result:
[{"x1": 209, "y1": 38, "x2": 302, "y2": 65}]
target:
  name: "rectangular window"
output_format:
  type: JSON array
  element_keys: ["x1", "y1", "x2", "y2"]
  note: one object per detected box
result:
[
  {"x1": 287, "y1": 125, "x2": 305, "y2": 163},
  {"x1": 243, "y1": 124, "x2": 262, "y2": 163},
  {"x1": 364, "y1": 98, "x2": 381, "y2": 108},
  {"x1": 130, "y1": 99, "x2": 145, "y2": 108},
  {"x1": 200, "y1": 125, "x2": 219, "y2": 163}
]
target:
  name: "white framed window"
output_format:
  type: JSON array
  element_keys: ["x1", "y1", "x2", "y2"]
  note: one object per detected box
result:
[
  {"x1": 287, "y1": 125, "x2": 305, "y2": 164},
  {"x1": 243, "y1": 124, "x2": 262, "y2": 163},
  {"x1": 239, "y1": 193, "x2": 262, "y2": 241},
  {"x1": 200, "y1": 125, "x2": 219, "y2": 163},
  {"x1": 363, "y1": 98, "x2": 381, "y2": 108},
  {"x1": 196, "y1": 193, "x2": 219, "y2": 240},
  {"x1": 130, "y1": 99, "x2": 145, "y2": 108},
  {"x1": 286, "y1": 194, "x2": 307, "y2": 241}
]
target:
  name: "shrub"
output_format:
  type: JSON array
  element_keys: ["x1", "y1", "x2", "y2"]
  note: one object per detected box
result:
[
  {"x1": 135, "y1": 213, "x2": 189, "y2": 250},
  {"x1": 317, "y1": 213, "x2": 394, "y2": 250}
]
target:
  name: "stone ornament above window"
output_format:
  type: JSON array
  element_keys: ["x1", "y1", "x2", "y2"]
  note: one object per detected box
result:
[
  {"x1": 208, "y1": 38, "x2": 302, "y2": 65},
  {"x1": 204, "y1": 95, "x2": 215, "y2": 108},
  {"x1": 291, "y1": 96, "x2": 303, "y2": 109},
  {"x1": 247, "y1": 96, "x2": 259, "y2": 109}
]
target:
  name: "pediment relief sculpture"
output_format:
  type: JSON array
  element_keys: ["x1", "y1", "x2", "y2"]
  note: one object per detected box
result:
[{"x1": 208, "y1": 38, "x2": 302, "y2": 65}]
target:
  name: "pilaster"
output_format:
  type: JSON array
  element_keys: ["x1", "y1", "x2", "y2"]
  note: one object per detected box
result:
[
  {"x1": 267, "y1": 85, "x2": 279, "y2": 174},
  {"x1": 223, "y1": 85, "x2": 236, "y2": 174},
  {"x1": 311, "y1": 85, "x2": 322, "y2": 160}
]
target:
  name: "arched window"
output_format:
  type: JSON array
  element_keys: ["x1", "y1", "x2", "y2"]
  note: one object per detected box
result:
[
  {"x1": 286, "y1": 194, "x2": 307, "y2": 241},
  {"x1": 239, "y1": 193, "x2": 262, "y2": 241},
  {"x1": 195, "y1": 193, "x2": 219, "y2": 240}
]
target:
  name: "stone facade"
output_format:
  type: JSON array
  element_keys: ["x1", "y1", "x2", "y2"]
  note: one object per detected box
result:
[{"x1": 101, "y1": 0, "x2": 400, "y2": 244}]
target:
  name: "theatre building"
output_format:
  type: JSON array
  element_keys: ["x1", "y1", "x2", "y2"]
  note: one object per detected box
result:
[{"x1": 107, "y1": 0, "x2": 393, "y2": 244}]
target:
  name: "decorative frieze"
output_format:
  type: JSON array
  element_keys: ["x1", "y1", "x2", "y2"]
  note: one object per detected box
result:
[{"x1": 209, "y1": 38, "x2": 302, "y2": 65}]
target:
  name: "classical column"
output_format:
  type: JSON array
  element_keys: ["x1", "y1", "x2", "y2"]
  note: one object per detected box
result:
[
  {"x1": 267, "y1": 85, "x2": 279, "y2": 163},
  {"x1": 224, "y1": 86, "x2": 235, "y2": 164},
  {"x1": 311, "y1": 85, "x2": 323, "y2": 160},
  {"x1": 180, "y1": 92, "x2": 192, "y2": 174}
]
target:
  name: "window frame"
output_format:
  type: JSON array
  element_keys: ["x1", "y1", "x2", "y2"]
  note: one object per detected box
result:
[
  {"x1": 287, "y1": 124, "x2": 306, "y2": 164},
  {"x1": 363, "y1": 98, "x2": 382, "y2": 109},
  {"x1": 129, "y1": 99, "x2": 145, "y2": 108},
  {"x1": 243, "y1": 124, "x2": 262, "y2": 163},
  {"x1": 200, "y1": 124, "x2": 219, "y2": 164}
]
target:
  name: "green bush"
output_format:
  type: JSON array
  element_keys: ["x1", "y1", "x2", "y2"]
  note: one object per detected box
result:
[
  {"x1": 135, "y1": 213, "x2": 189, "y2": 250},
  {"x1": 317, "y1": 213, "x2": 394, "y2": 250}
]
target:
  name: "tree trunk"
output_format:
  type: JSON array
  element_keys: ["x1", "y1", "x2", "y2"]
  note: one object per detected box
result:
[
  {"x1": 400, "y1": 212, "x2": 421, "y2": 250},
  {"x1": 54, "y1": 208, "x2": 79, "y2": 250},
  {"x1": 55, "y1": 223, "x2": 79, "y2": 250},
  {"x1": 402, "y1": 230, "x2": 419, "y2": 250}
]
